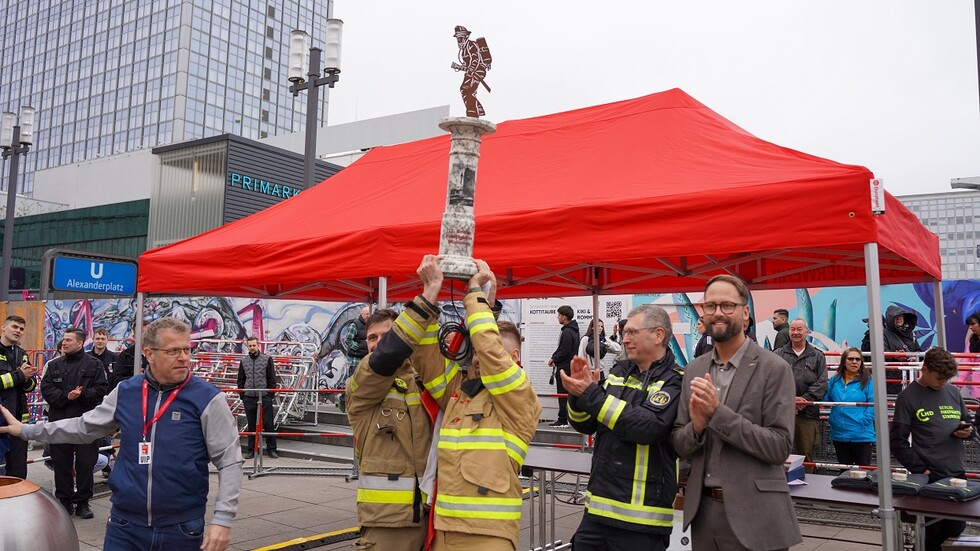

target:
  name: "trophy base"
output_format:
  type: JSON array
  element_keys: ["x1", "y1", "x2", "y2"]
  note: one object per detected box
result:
[{"x1": 440, "y1": 256, "x2": 477, "y2": 281}]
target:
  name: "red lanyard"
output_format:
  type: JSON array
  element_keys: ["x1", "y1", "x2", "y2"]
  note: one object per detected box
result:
[{"x1": 142, "y1": 377, "x2": 188, "y2": 441}]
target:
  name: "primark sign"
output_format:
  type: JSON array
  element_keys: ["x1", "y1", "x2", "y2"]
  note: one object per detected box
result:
[{"x1": 227, "y1": 171, "x2": 302, "y2": 199}]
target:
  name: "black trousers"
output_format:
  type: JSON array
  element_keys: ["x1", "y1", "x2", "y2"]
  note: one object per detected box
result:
[
  {"x1": 243, "y1": 396, "x2": 277, "y2": 452},
  {"x1": 832, "y1": 441, "x2": 873, "y2": 467},
  {"x1": 572, "y1": 514, "x2": 669, "y2": 551},
  {"x1": 926, "y1": 519, "x2": 965, "y2": 551},
  {"x1": 5, "y1": 434, "x2": 28, "y2": 478},
  {"x1": 50, "y1": 440, "x2": 99, "y2": 504},
  {"x1": 554, "y1": 365, "x2": 570, "y2": 423}
]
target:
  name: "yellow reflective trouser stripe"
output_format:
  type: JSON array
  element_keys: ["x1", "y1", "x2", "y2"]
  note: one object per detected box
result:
[
  {"x1": 466, "y1": 311, "x2": 498, "y2": 335},
  {"x1": 434, "y1": 495, "x2": 522, "y2": 520},
  {"x1": 420, "y1": 323, "x2": 439, "y2": 345},
  {"x1": 395, "y1": 312, "x2": 424, "y2": 343},
  {"x1": 633, "y1": 444, "x2": 649, "y2": 505},
  {"x1": 584, "y1": 491, "x2": 673, "y2": 527},
  {"x1": 567, "y1": 405, "x2": 590, "y2": 423},
  {"x1": 482, "y1": 363, "x2": 525, "y2": 395},
  {"x1": 0, "y1": 372, "x2": 13, "y2": 389},
  {"x1": 597, "y1": 395, "x2": 626, "y2": 429},
  {"x1": 439, "y1": 428, "x2": 528, "y2": 465}
]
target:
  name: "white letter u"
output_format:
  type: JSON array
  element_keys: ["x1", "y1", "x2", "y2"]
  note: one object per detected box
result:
[{"x1": 90, "y1": 263, "x2": 104, "y2": 279}]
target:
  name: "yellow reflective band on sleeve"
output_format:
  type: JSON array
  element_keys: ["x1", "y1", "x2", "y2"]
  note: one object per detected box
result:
[
  {"x1": 20, "y1": 413, "x2": 28, "y2": 423},
  {"x1": 466, "y1": 311, "x2": 498, "y2": 335},
  {"x1": 482, "y1": 364, "x2": 525, "y2": 395},
  {"x1": 424, "y1": 374, "x2": 448, "y2": 400},
  {"x1": 567, "y1": 405, "x2": 590, "y2": 423},
  {"x1": 604, "y1": 373, "x2": 650, "y2": 392},
  {"x1": 23, "y1": 378, "x2": 35, "y2": 391},
  {"x1": 425, "y1": 359, "x2": 462, "y2": 399},
  {"x1": 385, "y1": 390, "x2": 421, "y2": 406},
  {"x1": 633, "y1": 444, "x2": 650, "y2": 505},
  {"x1": 348, "y1": 378, "x2": 359, "y2": 393},
  {"x1": 0, "y1": 372, "x2": 13, "y2": 389},
  {"x1": 395, "y1": 312, "x2": 424, "y2": 343},
  {"x1": 501, "y1": 431, "x2": 529, "y2": 465},
  {"x1": 584, "y1": 491, "x2": 673, "y2": 527},
  {"x1": 597, "y1": 395, "x2": 627, "y2": 429},
  {"x1": 434, "y1": 494, "x2": 523, "y2": 520},
  {"x1": 419, "y1": 324, "x2": 439, "y2": 345}
]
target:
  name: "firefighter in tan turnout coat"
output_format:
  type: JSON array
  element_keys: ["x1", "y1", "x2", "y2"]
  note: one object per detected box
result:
[
  {"x1": 414, "y1": 255, "x2": 541, "y2": 550},
  {"x1": 346, "y1": 301, "x2": 441, "y2": 550}
]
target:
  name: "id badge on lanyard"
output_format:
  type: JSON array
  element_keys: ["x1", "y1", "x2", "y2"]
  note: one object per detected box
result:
[
  {"x1": 139, "y1": 441, "x2": 152, "y2": 465},
  {"x1": 141, "y1": 377, "x2": 188, "y2": 466}
]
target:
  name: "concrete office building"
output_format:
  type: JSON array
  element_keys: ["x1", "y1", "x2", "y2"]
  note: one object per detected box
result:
[
  {"x1": 898, "y1": 191, "x2": 980, "y2": 281},
  {"x1": 0, "y1": 0, "x2": 334, "y2": 196}
]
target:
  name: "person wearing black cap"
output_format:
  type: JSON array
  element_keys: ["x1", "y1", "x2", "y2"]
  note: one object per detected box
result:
[{"x1": 862, "y1": 304, "x2": 921, "y2": 394}]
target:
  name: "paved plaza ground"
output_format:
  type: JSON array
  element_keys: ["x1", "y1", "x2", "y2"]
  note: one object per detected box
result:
[{"x1": 18, "y1": 444, "x2": 886, "y2": 551}]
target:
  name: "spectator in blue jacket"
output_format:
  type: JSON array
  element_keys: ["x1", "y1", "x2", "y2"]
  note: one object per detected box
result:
[{"x1": 826, "y1": 347, "x2": 875, "y2": 467}]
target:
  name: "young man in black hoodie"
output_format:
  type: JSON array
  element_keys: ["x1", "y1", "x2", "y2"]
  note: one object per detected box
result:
[
  {"x1": 547, "y1": 305, "x2": 579, "y2": 428},
  {"x1": 40, "y1": 327, "x2": 108, "y2": 518}
]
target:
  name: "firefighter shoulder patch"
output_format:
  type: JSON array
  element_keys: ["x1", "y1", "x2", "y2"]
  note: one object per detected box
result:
[{"x1": 649, "y1": 391, "x2": 671, "y2": 407}]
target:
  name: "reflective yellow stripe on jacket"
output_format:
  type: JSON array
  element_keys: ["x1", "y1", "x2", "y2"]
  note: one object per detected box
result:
[
  {"x1": 357, "y1": 474, "x2": 416, "y2": 505},
  {"x1": 584, "y1": 490, "x2": 673, "y2": 527},
  {"x1": 435, "y1": 494, "x2": 523, "y2": 520},
  {"x1": 583, "y1": 444, "x2": 672, "y2": 527},
  {"x1": 466, "y1": 311, "x2": 498, "y2": 335},
  {"x1": 438, "y1": 427, "x2": 529, "y2": 465},
  {"x1": 0, "y1": 372, "x2": 15, "y2": 389},
  {"x1": 423, "y1": 359, "x2": 461, "y2": 400},
  {"x1": 482, "y1": 363, "x2": 525, "y2": 396}
]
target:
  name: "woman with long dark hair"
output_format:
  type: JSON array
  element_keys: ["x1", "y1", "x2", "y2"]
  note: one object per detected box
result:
[
  {"x1": 825, "y1": 346, "x2": 875, "y2": 467},
  {"x1": 967, "y1": 313, "x2": 980, "y2": 354}
]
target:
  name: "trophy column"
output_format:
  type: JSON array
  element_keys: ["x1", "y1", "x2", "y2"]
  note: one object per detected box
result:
[{"x1": 437, "y1": 116, "x2": 496, "y2": 280}]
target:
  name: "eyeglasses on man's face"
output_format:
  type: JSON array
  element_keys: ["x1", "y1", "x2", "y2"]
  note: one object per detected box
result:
[
  {"x1": 701, "y1": 301, "x2": 745, "y2": 315},
  {"x1": 622, "y1": 327, "x2": 657, "y2": 338},
  {"x1": 149, "y1": 347, "x2": 192, "y2": 358}
]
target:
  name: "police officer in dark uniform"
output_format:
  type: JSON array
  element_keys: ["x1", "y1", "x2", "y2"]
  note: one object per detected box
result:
[
  {"x1": 0, "y1": 315, "x2": 36, "y2": 478},
  {"x1": 41, "y1": 327, "x2": 108, "y2": 518}
]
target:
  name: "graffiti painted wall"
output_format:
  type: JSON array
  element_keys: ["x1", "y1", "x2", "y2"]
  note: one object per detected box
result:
[
  {"x1": 42, "y1": 279, "x2": 980, "y2": 397},
  {"x1": 43, "y1": 296, "x2": 523, "y2": 399}
]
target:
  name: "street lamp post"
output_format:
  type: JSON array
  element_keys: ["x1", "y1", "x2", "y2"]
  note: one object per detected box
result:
[
  {"x1": 288, "y1": 19, "x2": 343, "y2": 189},
  {"x1": 0, "y1": 106, "x2": 35, "y2": 300}
]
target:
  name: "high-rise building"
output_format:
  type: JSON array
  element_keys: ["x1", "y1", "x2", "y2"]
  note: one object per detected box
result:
[
  {"x1": 898, "y1": 191, "x2": 980, "y2": 281},
  {"x1": 0, "y1": 0, "x2": 333, "y2": 196}
]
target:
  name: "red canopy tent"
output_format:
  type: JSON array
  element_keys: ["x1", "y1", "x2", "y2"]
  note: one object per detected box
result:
[
  {"x1": 138, "y1": 88, "x2": 939, "y2": 550},
  {"x1": 138, "y1": 88, "x2": 939, "y2": 302}
]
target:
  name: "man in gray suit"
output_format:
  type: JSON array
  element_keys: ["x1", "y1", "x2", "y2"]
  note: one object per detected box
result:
[{"x1": 672, "y1": 275, "x2": 802, "y2": 550}]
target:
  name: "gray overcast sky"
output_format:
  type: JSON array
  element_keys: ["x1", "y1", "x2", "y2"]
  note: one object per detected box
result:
[{"x1": 328, "y1": 1, "x2": 979, "y2": 196}]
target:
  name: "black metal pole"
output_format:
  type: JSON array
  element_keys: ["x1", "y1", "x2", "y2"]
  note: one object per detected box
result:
[
  {"x1": 1, "y1": 125, "x2": 22, "y2": 300},
  {"x1": 303, "y1": 48, "x2": 322, "y2": 189}
]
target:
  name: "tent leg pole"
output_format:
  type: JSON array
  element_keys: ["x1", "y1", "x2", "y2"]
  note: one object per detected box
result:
[
  {"x1": 134, "y1": 292, "x2": 145, "y2": 356},
  {"x1": 592, "y1": 292, "x2": 600, "y2": 368},
  {"x1": 378, "y1": 277, "x2": 388, "y2": 309},
  {"x1": 933, "y1": 280, "x2": 946, "y2": 349},
  {"x1": 865, "y1": 243, "x2": 899, "y2": 551}
]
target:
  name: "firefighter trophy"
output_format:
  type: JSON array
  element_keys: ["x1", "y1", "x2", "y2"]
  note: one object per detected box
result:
[{"x1": 438, "y1": 26, "x2": 495, "y2": 280}]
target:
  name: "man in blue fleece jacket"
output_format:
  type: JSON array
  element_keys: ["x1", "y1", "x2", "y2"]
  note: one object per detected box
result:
[{"x1": 0, "y1": 317, "x2": 242, "y2": 551}]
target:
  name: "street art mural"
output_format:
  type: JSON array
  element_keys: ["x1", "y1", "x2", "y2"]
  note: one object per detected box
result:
[
  {"x1": 44, "y1": 296, "x2": 523, "y2": 404},
  {"x1": 41, "y1": 280, "x2": 980, "y2": 399}
]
